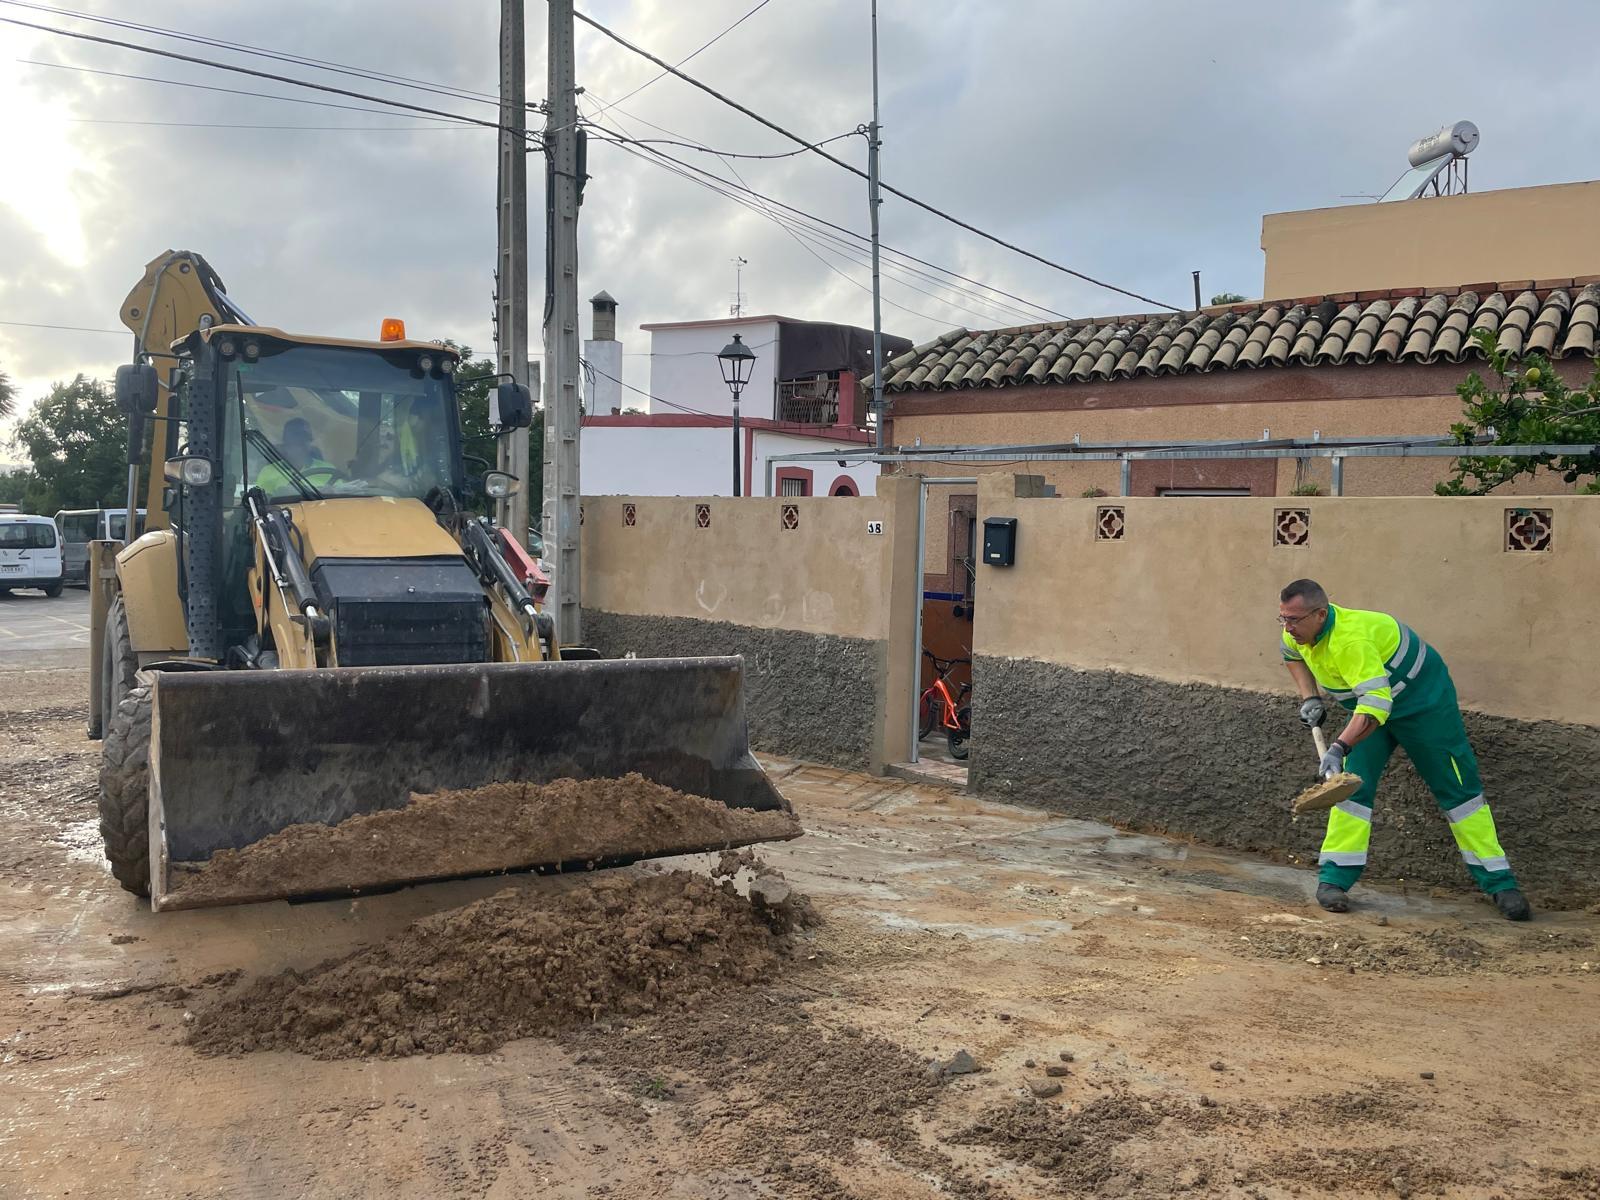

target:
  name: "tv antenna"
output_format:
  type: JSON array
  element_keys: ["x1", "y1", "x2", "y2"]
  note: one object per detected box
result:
[{"x1": 729, "y1": 256, "x2": 748, "y2": 317}]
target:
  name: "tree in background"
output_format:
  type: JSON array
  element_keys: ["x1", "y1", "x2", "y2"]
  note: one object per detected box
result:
[
  {"x1": 9, "y1": 375, "x2": 127, "y2": 513},
  {"x1": 0, "y1": 361, "x2": 14, "y2": 420},
  {"x1": 449, "y1": 346, "x2": 544, "y2": 521},
  {"x1": 1210, "y1": 292, "x2": 1247, "y2": 305},
  {"x1": 1437, "y1": 329, "x2": 1600, "y2": 495}
]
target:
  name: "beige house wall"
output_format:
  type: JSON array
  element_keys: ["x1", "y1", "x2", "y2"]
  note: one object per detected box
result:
[
  {"x1": 973, "y1": 482, "x2": 1599, "y2": 727},
  {"x1": 892, "y1": 399, "x2": 1583, "y2": 499},
  {"x1": 1261, "y1": 181, "x2": 1600, "y2": 298},
  {"x1": 583, "y1": 493, "x2": 900, "y2": 641}
]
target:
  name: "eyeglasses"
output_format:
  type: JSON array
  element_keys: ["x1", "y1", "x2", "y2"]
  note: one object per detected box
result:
[{"x1": 1277, "y1": 607, "x2": 1325, "y2": 628}]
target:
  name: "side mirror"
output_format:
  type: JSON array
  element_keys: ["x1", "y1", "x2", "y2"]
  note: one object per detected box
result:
[
  {"x1": 482, "y1": 470, "x2": 519, "y2": 499},
  {"x1": 115, "y1": 363, "x2": 159, "y2": 415},
  {"x1": 490, "y1": 381, "x2": 533, "y2": 431}
]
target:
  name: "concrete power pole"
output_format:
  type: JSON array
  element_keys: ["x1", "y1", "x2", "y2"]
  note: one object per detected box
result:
[
  {"x1": 867, "y1": 0, "x2": 885, "y2": 453},
  {"x1": 494, "y1": 0, "x2": 530, "y2": 537},
  {"x1": 543, "y1": 0, "x2": 583, "y2": 645}
]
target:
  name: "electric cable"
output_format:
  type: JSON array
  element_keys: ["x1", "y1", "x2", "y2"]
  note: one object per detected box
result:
[
  {"x1": 0, "y1": 0, "x2": 506, "y2": 107},
  {"x1": 586, "y1": 0, "x2": 775, "y2": 121},
  {"x1": 574, "y1": 9, "x2": 1182, "y2": 311},
  {"x1": 1, "y1": 14, "x2": 525, "y2": 135},
  {"x1": 579, "y1": 104, "x2": 1070, "y2": 323}
]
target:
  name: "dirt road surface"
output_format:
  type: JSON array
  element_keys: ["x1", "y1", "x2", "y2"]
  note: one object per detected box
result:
[{"x1": 3, "y1": 668, "x2": 1598, "y2": 1199}]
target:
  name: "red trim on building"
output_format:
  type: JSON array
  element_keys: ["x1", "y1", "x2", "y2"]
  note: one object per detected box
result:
[
  {"x1": 774, "y1": 467, "x2": 814, "y2": 496},
  {"x1": 582, "y1": 412, "x2": 871, "y2": 442},
  {"x1": 827, "y1": 474, "x2": 859, "y2": 497},
  {"x1": 743, "y1": 427, "x2": 755, "y2": 498}
]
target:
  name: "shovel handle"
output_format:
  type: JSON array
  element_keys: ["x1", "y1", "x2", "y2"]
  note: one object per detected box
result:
[{"x1": 1310, "y1": 724, "x2": 1330, "y2": 760}]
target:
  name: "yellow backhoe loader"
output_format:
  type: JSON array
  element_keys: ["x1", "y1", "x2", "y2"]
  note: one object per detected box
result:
[{"x1": 88, "y1": 251, "x2": 792, "y2": 911}]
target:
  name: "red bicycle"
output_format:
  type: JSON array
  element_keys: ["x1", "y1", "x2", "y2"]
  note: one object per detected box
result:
[{"x1": 918, "y1": 650, "x2": 973, "y2": 760}]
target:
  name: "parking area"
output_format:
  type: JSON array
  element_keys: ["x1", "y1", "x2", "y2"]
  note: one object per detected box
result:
[{"x1": 0, "y1": 586, "x2": 91, "y2": 670}]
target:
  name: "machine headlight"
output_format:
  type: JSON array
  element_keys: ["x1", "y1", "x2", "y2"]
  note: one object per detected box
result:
[
  {"x1": 418, "y1": 354, "x2": 434, "y2": 373},
  {"x1": 164, "y1": 455, "x2": 214, "y2": 486},
  {"x1": 243, "y1": 340, "x2": 260, "y2": 361},
  {"x1": 218, "y1": 339, "x2": 237, "y2": 359}
]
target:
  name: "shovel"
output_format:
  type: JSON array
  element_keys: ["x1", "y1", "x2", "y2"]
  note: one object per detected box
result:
[{"x1": 1290, "y1": 725, "x2": 1363, "y2": 816}]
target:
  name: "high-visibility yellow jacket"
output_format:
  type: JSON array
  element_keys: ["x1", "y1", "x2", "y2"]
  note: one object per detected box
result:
[{"x1": 1280, "y1": 604, "x2": 1429, "y2": 725}]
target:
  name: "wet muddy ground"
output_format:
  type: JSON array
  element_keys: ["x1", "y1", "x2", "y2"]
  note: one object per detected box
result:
[{"x1": 3, "y1": 668, "x2": 1599, "y2": 1199}]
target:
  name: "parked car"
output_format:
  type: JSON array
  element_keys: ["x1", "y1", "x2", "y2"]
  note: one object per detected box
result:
[
  {"x1": 54, "y1": 508, "x2": 145, "y2": 587},
  {"x1": 0, "y1": 513, "x2": 65, "y2": 597}
]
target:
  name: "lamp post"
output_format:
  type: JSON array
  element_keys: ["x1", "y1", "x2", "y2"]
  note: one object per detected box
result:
[{"x1": 716, "y1": 333, "x2": 756, "y2": 496}]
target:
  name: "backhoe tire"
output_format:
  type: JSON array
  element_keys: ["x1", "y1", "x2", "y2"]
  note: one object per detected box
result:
[
  {"x1": 100, "y1": 597, "x2": 138, "y2": 740},
  {"x1": 98, "y1": 683, "x2": 152, "y2": 898}
]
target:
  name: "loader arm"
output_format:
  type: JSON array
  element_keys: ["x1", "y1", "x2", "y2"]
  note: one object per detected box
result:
[{"x1": 118, "y1": 251, "x2": 254, "y2": 529}]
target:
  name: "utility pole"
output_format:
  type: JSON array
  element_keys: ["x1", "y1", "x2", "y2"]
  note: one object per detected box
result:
[
  {"x1": 867, "y1": 0, "x2": 885, "y2": 452},
  {"x1": 494, "y1": 0, "x2": 530, "y2": 537},
  {"x1": 543, "y1": 0, "x2": 583, "y2": 645}
]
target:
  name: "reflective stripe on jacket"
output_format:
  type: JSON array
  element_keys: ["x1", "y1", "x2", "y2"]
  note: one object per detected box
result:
[{"x1": 1281, "y1": 604, "x2": 1429, "y2": 725}]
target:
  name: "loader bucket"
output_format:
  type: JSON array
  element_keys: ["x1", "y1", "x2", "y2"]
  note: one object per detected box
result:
[{"x1": 145, "y1": 656, "x2": 796, "y2": 911}]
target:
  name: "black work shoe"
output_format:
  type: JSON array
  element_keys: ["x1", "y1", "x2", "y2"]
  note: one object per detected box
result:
[
  {"x1": 1495, "y1": 889, "x2": 1532, "y2": 922},
  {"x1": 1316, "y1": 883, "x2": 1350, "y2": 913}
]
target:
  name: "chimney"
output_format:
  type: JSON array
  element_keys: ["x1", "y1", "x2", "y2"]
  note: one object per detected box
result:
[
  {"x1": 585, "y1": 290, "x2": 624, "y2": 413},
  {"x1": 590, "y1": 290, "x2": 617, "y2": 342}
]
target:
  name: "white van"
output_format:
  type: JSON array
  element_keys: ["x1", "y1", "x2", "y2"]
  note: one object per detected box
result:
[
  {"x1": 54, "y1": 508, "x2": 144, "y2": 587},
  {"x1": 0, "y1": 514, "x2": 65, "y2": 597}
]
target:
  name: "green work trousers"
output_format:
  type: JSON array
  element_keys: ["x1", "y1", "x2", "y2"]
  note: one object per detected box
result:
[{"x1": 1319, "y1": 650, "x2": 1518, "y2": 896}]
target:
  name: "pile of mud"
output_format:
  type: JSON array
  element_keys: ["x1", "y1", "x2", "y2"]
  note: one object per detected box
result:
[
  {"x1": 1236, "y1": 923, "x2": 1594, "y2": 976},
  {"x1": 188, "y1": 869, "x2": 802, "y2": 1058},
  {"x1": 170, "y1": 774, "x2": 800, "y2": 904},
  {"x1": 565, "y1": 991, "x2": 999, "y2": 1199},
  {"x1": 950, "y1": 1092, "x2": 1220, "y2": 1194}
]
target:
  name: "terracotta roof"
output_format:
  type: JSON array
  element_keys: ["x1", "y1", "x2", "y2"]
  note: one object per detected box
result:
[{"x1": 876, "y1": 282, "x2": 1600, "y2": 394}]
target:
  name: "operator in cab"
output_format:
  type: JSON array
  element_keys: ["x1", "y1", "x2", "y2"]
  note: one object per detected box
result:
[{"x1": 255, "y1": 417, "x2": 340, "y2": 497}]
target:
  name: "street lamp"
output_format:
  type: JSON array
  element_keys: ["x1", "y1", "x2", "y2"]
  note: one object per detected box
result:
[{"x1": 716, "y1": 333, "x2": 756, "y2": 496}]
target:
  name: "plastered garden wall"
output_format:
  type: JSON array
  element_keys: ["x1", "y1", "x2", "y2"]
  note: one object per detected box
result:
[
  {"x1": 581, "y1": 482, "x2": 919, "y2": 771},
  {"x1": 969, "y1": 482, "x2": 1600, "y2": 904}
]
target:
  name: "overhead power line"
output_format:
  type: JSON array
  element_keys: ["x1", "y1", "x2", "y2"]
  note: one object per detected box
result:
[
  {"x1": 0, "y1": 14, "x2": 520, "y2": 135},
  {"x1": 585, "y1": 115, "x2": 1064, "y2": 326},
  {"x1": 612, "y1": 129, "x2": 861, "y2": 161},
  {"x1": 580, "y1": 355, "x2": 734, "y2": 424},
  {"x1": 19, "y1": 59, "x2": 480, "y2": 123},
  {"x1": 587, "y1": 0, "x2": 775, "y2": 120},
  {"x1": 0, "y1": 0, "x2": 505, "y2": 107},
  {"x1": 595, "y1": 125, "x2": 1030, "y2": 329},
  {"x1": 573, "y1": 9, "x2": 1182, "y2": 312},
  {"x1": 595, "y1": 130, "x2": 1028, "y2": 329},
  {"x1": 63, "y1": 117, "x2": 480, "y2": 131},
  {"x1": 0, "y1": 319, "x2": 125, "y2": 334}
]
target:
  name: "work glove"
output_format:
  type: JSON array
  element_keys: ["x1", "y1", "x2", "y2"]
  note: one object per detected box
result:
[
  {"x1": 1319, "y1": 742, "x2": 1348, "y2": 779},
  {"x1": 1298, "y1": 697, "x2": 1327, "y2": 728}
]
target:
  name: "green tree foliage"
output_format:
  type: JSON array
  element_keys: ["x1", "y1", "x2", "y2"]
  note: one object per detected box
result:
[
  {"x1": 9, "y1": 375, "x2": 128, "y2": 512},
  {"x1": 448, "y1": 346, "x2": 543, "y2": 521},
  {"x1": 0, "y1": 468, "x2": 39, "y2": 507},
  {"x1": 1437, "y1": 329, "x2": 1600, "y2": 495},
  {"x1": 1210, "y1": 292, "x2": 1247, "y2": 305},
  {"x1": 0, "y1": 361, "x2": 14, "y2": 421}
]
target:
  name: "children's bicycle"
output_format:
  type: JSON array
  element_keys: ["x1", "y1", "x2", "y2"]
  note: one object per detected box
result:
[{"x1": 918, "y1": 649, "x2": 973, "y2": 760}]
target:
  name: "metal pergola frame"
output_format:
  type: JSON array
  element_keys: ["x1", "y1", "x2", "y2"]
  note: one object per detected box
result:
[{"x1": 763, "y1": 435, "x2": 1600, "y2": 497}]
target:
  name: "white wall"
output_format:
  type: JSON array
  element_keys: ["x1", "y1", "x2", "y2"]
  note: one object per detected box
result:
[
  {"x1": 646, "y1": 320, "x2": 779, "y2": 419},
  {"x1": 583, "y1": 339, "x2": 624, "y2": 414},
  {"x1": 583, "y1": 426, "x2": 731, "y2": 496},
  {"x1": 753, "y1": 430, "x2": 878, "y2": 497},
  {"x1": 582, "y1": 425, "x2": 878, "y2": 498}
]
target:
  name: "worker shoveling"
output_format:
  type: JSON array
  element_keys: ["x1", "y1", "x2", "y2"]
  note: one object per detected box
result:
[
  {"x1": 1290, "y1": 726, "x2": 1364, "y2": 816},
  {"x1": 91, "y1": 251, "x2": 797, "y2": 911}
]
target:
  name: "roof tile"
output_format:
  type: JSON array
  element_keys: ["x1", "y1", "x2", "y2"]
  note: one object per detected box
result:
[{"x1": 874, "y1": 284, "x2": 1600, "y2": 395}]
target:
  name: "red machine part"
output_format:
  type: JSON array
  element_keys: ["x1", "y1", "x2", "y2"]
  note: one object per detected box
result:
[{"x1": 496, "y1": 526, "x2": 549, "y2": 601}]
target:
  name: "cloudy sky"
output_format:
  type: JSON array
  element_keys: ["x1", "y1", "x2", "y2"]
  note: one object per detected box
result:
[{"x1": 3, "y1": 0, "x2": 1598, "y2": 449}]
